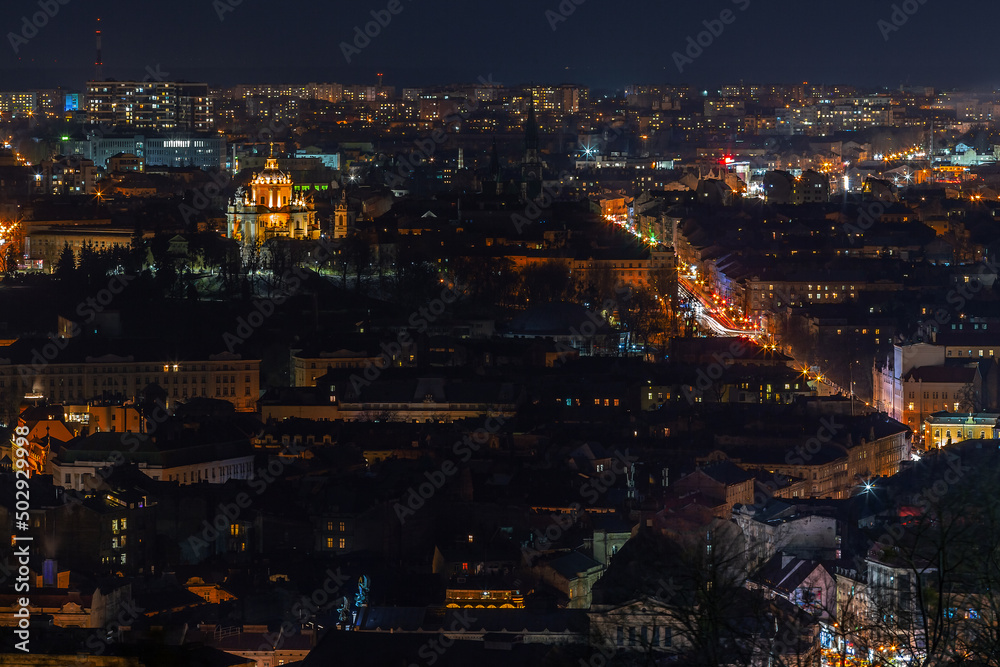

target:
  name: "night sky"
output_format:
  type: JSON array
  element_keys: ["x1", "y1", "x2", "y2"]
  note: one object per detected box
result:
[{"x1": 1, "y1": 0, "x2": 999, "y2": 90}]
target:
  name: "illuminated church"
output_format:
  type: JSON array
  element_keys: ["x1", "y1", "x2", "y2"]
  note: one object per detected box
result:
[{"x1": 227, "y1": 153, "x2": 319, "y2": 242}]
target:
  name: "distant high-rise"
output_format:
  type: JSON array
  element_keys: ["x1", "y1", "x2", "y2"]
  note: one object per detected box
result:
[
  {"x1": 527, "y1": 84, "x2": 581, "y2": 117},
  {"x1": 0, "y1": 92, "x2": 37, "y2": 118},
  {"x1": 85, "y1": 81, "x2": 213, "y2": 131}
]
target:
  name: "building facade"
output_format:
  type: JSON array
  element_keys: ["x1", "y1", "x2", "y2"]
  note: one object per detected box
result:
[
  {"x1": 33, "y1": 155, "x2": 100, "y2": 195},
  {"x1": 60, "y1": 134, "x2": 226, "y2": 170},
  {"x1": 922, "y1": 412, "x2": 1000, "y2": 449},
  {"x1": 24, "y1": 226, "x2": 142, "y2": 273},
  {"x1": 85, "y1": 81, "x2": 213, "y2": 131},
  {"x1": 2, "y1": 350, "x2": 260, "y2": 412},
  {"x1": 226, "y1": 156, "x2": 318, "y2": 242}
]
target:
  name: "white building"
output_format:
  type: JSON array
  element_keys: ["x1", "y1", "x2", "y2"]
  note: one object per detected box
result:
[{"x1": 49, "y1": 431, "x2": 256, "y2": 491}]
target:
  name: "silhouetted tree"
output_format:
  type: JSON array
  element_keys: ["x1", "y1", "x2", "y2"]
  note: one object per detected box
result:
[
  {"x1": 518, "y1": 260, "x2": 573, "y2": 305},
  {"x1": 55, "y1": 242, "x2": 76, "y2": 282}
]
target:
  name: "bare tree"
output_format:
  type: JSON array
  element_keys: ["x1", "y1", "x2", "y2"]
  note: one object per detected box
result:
[
  {"x1": 956, "y1": 383, "x2": 982, "y2": 413},
  {"x1": 843, "y1": 446, "x2": 1000, "y2": 666}
]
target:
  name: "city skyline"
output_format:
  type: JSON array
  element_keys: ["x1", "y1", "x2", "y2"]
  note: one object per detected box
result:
[{"x1": 5, "y1": 2, "x2": 1000, "y2": 666}]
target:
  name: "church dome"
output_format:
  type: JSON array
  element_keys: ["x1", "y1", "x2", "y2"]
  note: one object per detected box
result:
[{"x1": 255, "y1": 157, "x2": 291, "y2": 185}]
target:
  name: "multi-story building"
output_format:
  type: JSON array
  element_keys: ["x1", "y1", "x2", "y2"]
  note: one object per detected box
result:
[
  {"x1": 704, "y1": 99, "x2": 745, "y2": 117},
  {"x1": 939, "y1": 331, "x2": 1000, "y2": 361},
  {"x1": 528, "y1": 84, "x2": 582, "y2": 117},
  {"x1": 734, "y1": 505, "x2": 841, "y2": 573},
  {"x1": 292, "y1": 349, "x2": 396, "y2": 387},
  {"x1": 339, "y1": 377, "x2": 519, "y2": 423},
  {"x1": 33, "y1": 155, "x2": 100, "y2": 195},
  {"x1": 144, "y1": 136, "x2": 226, "y2": 169},
  {"x1": 341, "y1": 84, "x2": 393, "y2": 102},
  {"x1": 246, "y1": 94, "x2": 300, "y2": 125},
  {"x1": 745, "y1": 273, "x2": 872, "y2": 316},
  {"x1": 24, "y1": 225, "x2": 141, "y2": 273},
  {"x1": 225, "y1": 82, "x2": 344, "y2": 103},
  {"x1": 902, "y1": 364, "x2": 981, "y2": 433},
  {"x1": 747, "y1": 555, "x2": 836, "y2": 621},
  {"x1": 864, "y1": 541, "x2": 936, "y2": 644},
  {"x1": 0, "y1": 341, "x2": 260, "y2": 412},
  {"x1": 922, "y1": 412, "x2": 1000, "y2": 449},
  {"x1": 700, "y1": 413, "x2": 910, "y2": 499},
  {"x1": 873, "y1": 343, "x2": 947, "y2": 421},
  {"x1": 0, "y1": 91, "x2": 37, "y2": 117},
  {"x1": 60, "y1": 134, "x2": 226, "y2": 170},
  {"x1": 671, "y1": 460, "x2": 754, "y2": 518},
  {"x1": 32, "y1": 88, "x2": 65, "y2": 119},
  {"x1": 815, "y1": 100, "x2": 893, "y2": 133},
  {"x1": 315, "y1": 516, "x2": 355, "y2": 554},
  {"x1": 569, "y1": 249, "x2": 674, "y2": 289},
  {"x1": 49, "y1": 430, "x2": 256, "y2": 489},
  {"x1": 85, "y1": 81, "x2": 213, "y2": 131},
  {"x1": 762, "y1": 170, "x2": 830, "y2": 204},
  {"x1": 108, "y1": 152, "x2": 145, "y2": 173},
  {"x1": 261, "y1": 377, "x2": 519, "y2": 423}
]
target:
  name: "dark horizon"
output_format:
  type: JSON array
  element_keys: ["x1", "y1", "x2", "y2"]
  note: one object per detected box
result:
[{"x1": 2, "y1": 0, "x2": 1000, "y2": 92}]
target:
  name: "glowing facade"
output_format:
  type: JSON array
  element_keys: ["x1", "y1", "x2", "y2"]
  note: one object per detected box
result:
[{"x1": 227, "y1": 157, "x2": 318, "y2": 242}]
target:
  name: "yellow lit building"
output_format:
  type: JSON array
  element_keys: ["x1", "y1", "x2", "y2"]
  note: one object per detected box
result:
[
  {"x1": 227, "y1": 155, "x2": 318, "y2": 242},
  {"x1": 923, "y1": 412, "x2": 999, "y2": 449},
  {"x1": 444, "y1": 588, "x2": 524, "y2": 609}
]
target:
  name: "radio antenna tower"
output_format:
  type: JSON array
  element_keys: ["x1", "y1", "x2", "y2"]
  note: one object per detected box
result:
[{"x1": 95, "y1": 18, "x2": 103, "y2": 80}]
